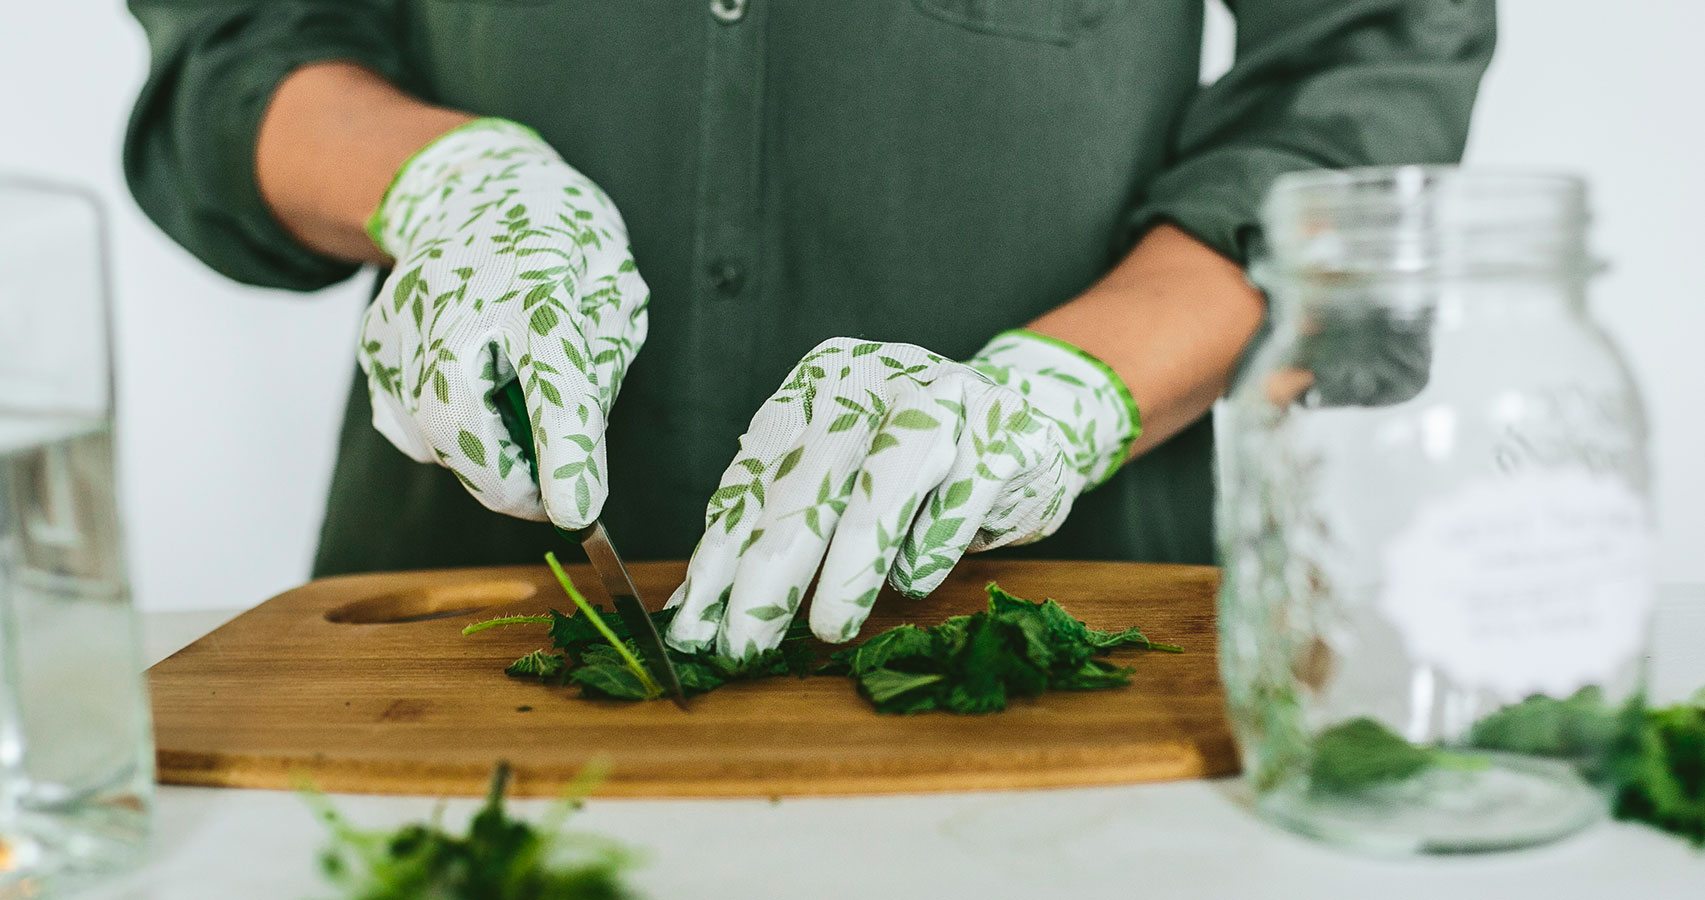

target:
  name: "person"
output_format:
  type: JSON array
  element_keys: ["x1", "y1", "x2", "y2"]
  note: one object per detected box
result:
[{"x1": 124, "y1": 1, "x2": 1493, "y2": 658}]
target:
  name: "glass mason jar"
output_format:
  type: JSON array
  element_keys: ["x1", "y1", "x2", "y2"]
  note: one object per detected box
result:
[
  {"x1": 1217, "y1": 167, "x2": 1653, "y2": 854},
  {"x1": 0, "y1": 179, "x2": 153, "y2": 889}
]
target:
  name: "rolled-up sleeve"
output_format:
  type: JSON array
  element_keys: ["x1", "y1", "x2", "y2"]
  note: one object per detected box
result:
[
  {"x1": 1130, "y1": 0, "x2": 1496, "y2": 264},
  {"x1": 124, "y1": 1, "x2": 405, "y2": 289}
]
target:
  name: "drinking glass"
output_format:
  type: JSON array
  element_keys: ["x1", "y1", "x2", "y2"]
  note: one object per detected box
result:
[{"x1": 0, "y1": 178, "x2": 152, "y2": 890}]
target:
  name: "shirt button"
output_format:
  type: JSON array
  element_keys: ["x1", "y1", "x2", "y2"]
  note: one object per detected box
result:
[
  {"x1": 708, "y1": 261, "x2": 745, "y2": 298},
  {"x1": 710, "y1": 0, "x2": 747, "y2": 24}
]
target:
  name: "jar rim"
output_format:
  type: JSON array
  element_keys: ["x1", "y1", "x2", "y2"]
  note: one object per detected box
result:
[
  {"x1": 1270, "y1": 165, "x2": 1586, "y2": 200},
  {"x1": 1260, "y1": 166, "x2": 1593, "y2": 279}
]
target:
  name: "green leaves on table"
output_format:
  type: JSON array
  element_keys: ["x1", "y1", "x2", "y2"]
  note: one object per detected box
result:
[
  {"x1": 822, "y1": 582, "x2": 1181, "y2": 715},
  {"x1": 309, "y1": 762, "x2": 641, "y2": 899},
  {"x1": 1462, "y1": 686, "x2": 1705, "y2": 845},
  {"x1": 1306, "y1": 688, "x2": 1705, "y2": 848},
  {"x1": 1611, "y1": 693, "x2": 1705, "y2": 846}
]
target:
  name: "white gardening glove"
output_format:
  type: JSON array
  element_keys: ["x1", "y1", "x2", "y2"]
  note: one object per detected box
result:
[
  {"x1": 664, "y1": 330, "x2": 1141, "y2": 658},
  {"x1": 360, "y1": 119, "x2": 649, "y2": 528}
]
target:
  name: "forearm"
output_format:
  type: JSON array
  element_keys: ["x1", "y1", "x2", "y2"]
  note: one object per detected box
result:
[
  {"x1": 255, "y1": 62, "x2": 475, "y2": 264},
  {"x1": 1027, "y1": 224, "x2": 1264, "y2": 457}
]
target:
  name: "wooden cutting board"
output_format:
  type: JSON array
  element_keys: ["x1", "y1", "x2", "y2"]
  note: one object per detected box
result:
[{"x1": 149, "y1": 559, "x2": 1234, "y2": 798}]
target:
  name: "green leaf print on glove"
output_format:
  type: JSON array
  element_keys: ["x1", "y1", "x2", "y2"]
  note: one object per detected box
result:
[
  {"x1": 359, "y1": 119, "x2": 649, "y2": 529},
  {"x1": 665, "y1": 331, "x2": 1140, "y2": 659}
]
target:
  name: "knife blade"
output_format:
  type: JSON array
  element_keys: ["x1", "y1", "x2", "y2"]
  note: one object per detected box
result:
[
  {"x1": 571, "y1": 521, "x2": 688, "y2": 709},
  {"x1": 494, "y1": 380, "x2": 689, "y2": 709}
]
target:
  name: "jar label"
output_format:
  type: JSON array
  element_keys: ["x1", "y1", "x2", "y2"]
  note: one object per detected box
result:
[{"x1": 1378, "y1": 469, "x2": 1653, "y2": 700}]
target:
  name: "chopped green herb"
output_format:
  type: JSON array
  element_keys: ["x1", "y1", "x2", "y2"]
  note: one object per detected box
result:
[
  {"x1": 468, "y1": 575, "x2": 1176, "y2": 713},
  {"x1": 544, "y1": 553, "x2": 661, "y2": 699},
  {"x1": 491, "y1": 603, "x2": 815, "y2": 702},
  {"x1": 506, "y1": 650, "x2": 566, "y2": 680},
  {"x1": 308, "y1": 763, "x2": 641, "y2": 899},
  {"x1": 1468, "y1": 686, "x2": 1629, "y2": 761},
  {"x1": 1613, "y1": 693, "x2": 1705, "y2": 846},
  {"x1": 822, "y1": 582, "x2": 1181, "y2": 715},
  {"x1": 1462, "y1": 687, "x2": 1705, "y2": 845}
]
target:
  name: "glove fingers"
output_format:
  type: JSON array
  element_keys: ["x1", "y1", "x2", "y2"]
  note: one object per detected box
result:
[
  {"x1": 412, "y1": 336, "x2": 546, "y2": 522},
  {"x1": 365, "y1": 383, "x2": 435, "y2": 465},
  {"x1": 716, "y1": 385, "x2": 902, "y2": 657},
  {"x1": 970, "y1": 447, "x2": 1076, "y2": 553},
  {"x1": 810, "y1": 387, "x2": 959, "y2": 643},
  {"x1": 664, "y1": 350, "x2": 855, "y2": 654},
  {"x1": 359, "y1": 303, "x2": 434, "y2": 464},
  {"x1": 662, "y1": 524, "x2": 750, "y2": 653},
  {"x1": 888, "y1": 390, "x2": 1028, "y2": 598},
  {"x1": 514, "y1": 328, "x2": 613, "y2": 530}
]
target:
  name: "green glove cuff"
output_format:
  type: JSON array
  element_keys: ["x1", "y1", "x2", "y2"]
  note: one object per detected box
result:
[
  {"x1": 967, "y1": 328, "x2": 1142, "y2": 488},
  {"x1": 364, "y1": 117, "x2": 552, "y2": 256}
]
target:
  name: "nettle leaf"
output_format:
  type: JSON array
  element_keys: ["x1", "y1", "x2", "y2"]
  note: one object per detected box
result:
[
  {"x1": 569, "y1": 663, "x2": 651, "y2": 701},
  {"x1": 505, "y1": 650, "x2": 565, "y2": 680},
  {"x1": 458, "y1": 430, "x2": 488, "y2": 467},
  {"x1": 889, "y1": 409, "x2": 940, "y2": 430}
]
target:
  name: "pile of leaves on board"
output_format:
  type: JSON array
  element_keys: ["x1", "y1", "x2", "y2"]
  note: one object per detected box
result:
[
  {"x1": 1305, "y1": 687, "x2": 1705, "y2": 847},
  {"x1": 465, "y1": 572, "x2": 1181, "y2": 715},
  {"x1": 819, "y1": 583, "x2": 1181, "y2": 714},
  {"x1": 308, "y1": 762, "x2": 641, "y2": 900}
]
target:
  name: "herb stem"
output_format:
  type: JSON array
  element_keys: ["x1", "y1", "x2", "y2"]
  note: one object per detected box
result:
[
  {"x1": 544, "y1": 552, "x2": 662, "y2": 699},
  {"x1": 461, "y1": 614, "x2": 554, "y2": 636}
]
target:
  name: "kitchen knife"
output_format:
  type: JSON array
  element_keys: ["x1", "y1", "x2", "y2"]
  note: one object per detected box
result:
[{"x1": 495, "y1": 380, "x2": 689, "y2": 710}]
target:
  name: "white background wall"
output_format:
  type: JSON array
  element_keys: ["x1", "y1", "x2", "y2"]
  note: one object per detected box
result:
[{"x1": 1, "y1": 1, "x2": 1700, "y2": 611}]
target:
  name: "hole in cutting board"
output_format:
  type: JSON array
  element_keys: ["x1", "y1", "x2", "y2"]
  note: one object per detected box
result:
[{"x1": 324, "y1": 581, "x2": 540, "y2": 625}]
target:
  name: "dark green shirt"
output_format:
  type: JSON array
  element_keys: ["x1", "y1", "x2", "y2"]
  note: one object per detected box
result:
[{"x1": 124, "y1": 0, "x2": 1493, "y2": 576}]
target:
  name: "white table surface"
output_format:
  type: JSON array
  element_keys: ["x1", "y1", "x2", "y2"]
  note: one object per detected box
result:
[{"x1": 86, "y1": 588, "x2": 1705, "y2": 899}]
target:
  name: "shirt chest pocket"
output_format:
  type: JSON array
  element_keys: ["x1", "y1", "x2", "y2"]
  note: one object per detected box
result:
[{"x1": 911, "y1": 0, "x2": 1118, "y2": 45}]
